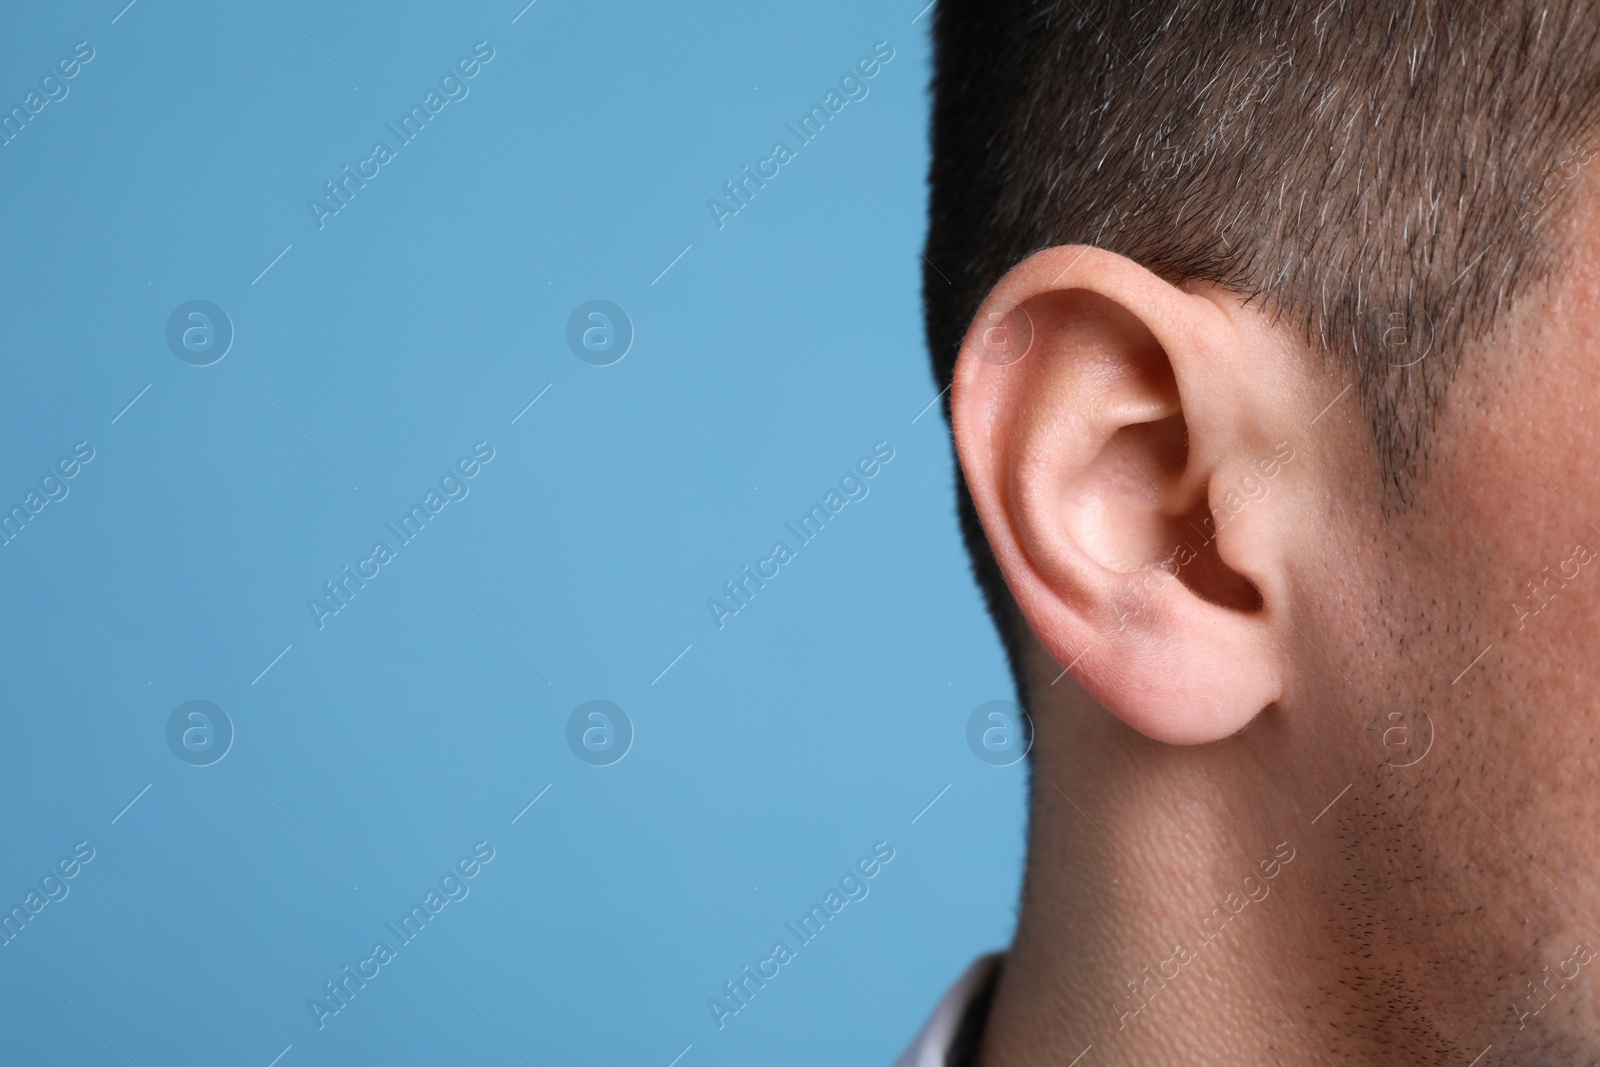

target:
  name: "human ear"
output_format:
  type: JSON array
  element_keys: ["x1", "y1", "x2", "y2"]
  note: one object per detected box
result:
[{"x1": 951, "y1": 246, "x2": 1302, "y2": 744}]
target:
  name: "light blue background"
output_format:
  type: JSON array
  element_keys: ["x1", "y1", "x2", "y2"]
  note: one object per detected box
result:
[{"x1": 0, "y1": 2, "x2": 1024, "y2": 1064}]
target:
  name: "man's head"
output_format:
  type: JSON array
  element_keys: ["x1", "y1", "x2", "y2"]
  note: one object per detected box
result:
[
  {"x1": 927, "y1": 0, "x2": 1600, "y2": 689},
  {"x1": 926, "y1": 2, "x2": 1600, "y2": 1059}
]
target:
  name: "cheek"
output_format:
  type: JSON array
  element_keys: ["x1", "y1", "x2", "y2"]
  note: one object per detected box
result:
[{"x1": 1322, "y1": 311, "x2": 1600, "y2": 983}]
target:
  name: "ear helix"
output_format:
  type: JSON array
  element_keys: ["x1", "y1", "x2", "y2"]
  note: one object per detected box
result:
[{"x1": 974, "y1": 303, "x2": 1034, "y2": 366}]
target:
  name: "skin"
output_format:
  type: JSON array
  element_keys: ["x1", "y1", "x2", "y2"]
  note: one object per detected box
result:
[{"x1": 951, "y1": 187, "x2": 1600, "y2": 1064}]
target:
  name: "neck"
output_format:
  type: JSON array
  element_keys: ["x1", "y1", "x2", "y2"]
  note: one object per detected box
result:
[{"x1": 974, "y1": 689, "x2": 1539, "y2": 1065}]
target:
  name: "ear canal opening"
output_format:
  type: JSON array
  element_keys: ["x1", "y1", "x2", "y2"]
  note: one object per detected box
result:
[
  {"x1": 1168, "y1": 492, "x2": 1265, "y2": 614},
  {"x1": 1109, "y1": 411, "x2": 1264, "y2": 617}
]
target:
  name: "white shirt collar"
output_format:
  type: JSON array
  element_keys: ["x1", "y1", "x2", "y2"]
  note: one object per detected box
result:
[{"x1": 892, "y1": 952, "x2": 1004, "y2": 1067}]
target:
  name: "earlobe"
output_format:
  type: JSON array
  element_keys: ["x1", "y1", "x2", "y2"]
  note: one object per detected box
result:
[{"x1": 952, "y1": 246, "x2": 1293, "y2": 745}]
